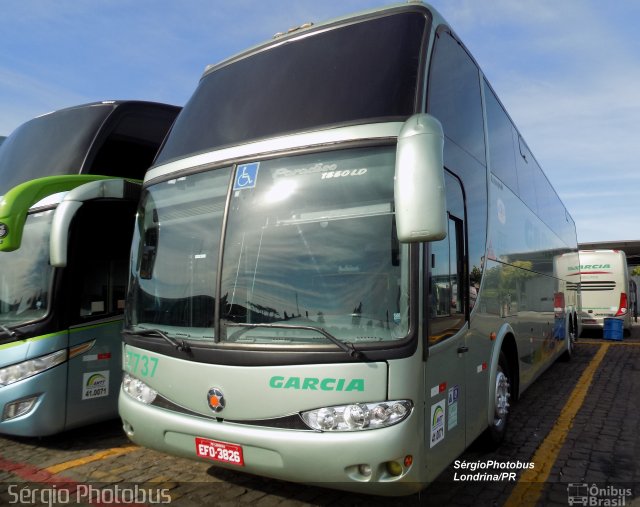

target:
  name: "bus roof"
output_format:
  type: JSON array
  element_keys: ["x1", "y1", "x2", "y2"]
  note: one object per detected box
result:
[
  {"x1": 200, "y1": 2, "x2": 447, "y2": 79},
  {"x1": 0, "y1": 100, "x2": 179, "y2": 196}
]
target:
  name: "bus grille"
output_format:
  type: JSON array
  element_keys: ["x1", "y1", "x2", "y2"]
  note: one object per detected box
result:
[{"x1": 581, "y1": 281, "x2": 616, "y2": 291}]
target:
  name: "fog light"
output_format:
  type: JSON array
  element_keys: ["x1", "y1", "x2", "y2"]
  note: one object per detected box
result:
[
  {"x1": 123, "y1": 421, "x2": 135, "y2": 437},
  {"x1": 386, "y1": 460, "x2": 403, "y2": 477},
  {"x1": 3, "y1": 396, "x2": 39, "y2": 421},
  {"x1": 358, "y1": 464, "x2": 372, "y2": 477}
]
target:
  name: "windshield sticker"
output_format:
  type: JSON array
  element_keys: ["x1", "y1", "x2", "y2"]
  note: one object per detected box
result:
[
  {"x1": 82, "y1": 370, "x2": 109, "y2": 400},
  {"x1": 273, "y1": 163, "x2": 336, "y2": 178},
  {"x1": 233, "y1": 162, "x2": 260, "y2": 190},
  {"x1": 273, "y1": 163, "x2": 368, "y2": 180},
  {"x1": 320, "y1": 168, "x2": 368, "y2": 180},
  {"x1": 430, "y1": 399, "x2": 446, "y2": 448}
]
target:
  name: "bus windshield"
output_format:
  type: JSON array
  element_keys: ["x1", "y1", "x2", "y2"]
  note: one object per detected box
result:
[
  {"x1": 127, "y1": 168, "x2": 231, "y2": 339},
  {"x1": 0, "y1": 210, "x2": 54, "y2": 327},
  {"x1": 127, "y1": 146, "x2": 410, "y2": 345},
  {"x1": 155, "y1": 10, "x2": 427, "y2": 164},
  {"x1": 0, "y1": 104, "x2": 113, "y2": 196}
]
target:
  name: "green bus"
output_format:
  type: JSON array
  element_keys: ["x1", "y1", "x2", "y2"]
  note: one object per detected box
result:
[
  {"x1": 0, "y1": 101, "x2": 179, "y2": 436},
  {"x1": 119, "y1": 3, "x2": 578, "y2": 495}
]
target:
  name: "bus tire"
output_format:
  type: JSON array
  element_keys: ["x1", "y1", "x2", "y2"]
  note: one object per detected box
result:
[
  {"x1": 560, "y1": 315, "x2": 575, "y2": 362},
  {"x1": 484, "y1": 350, "x2": 511, "y2": 447}
]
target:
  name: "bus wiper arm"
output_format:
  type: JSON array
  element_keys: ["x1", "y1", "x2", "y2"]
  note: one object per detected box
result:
[
  {"x1": 227, "y1": 323, "x2": 364, "y2": 360},
  {"x1": 126, "y1": 328, "x2": 191, "y2": 353},
  {"x1": 0, "y1": 325, "x2": 22, "y2": 339}
]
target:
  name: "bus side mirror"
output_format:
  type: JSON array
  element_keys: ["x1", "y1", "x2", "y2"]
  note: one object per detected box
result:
[
  {"x1": 0, "y1": 175, "x2": 111, "y2": 252},
  {"x1": 50, "y1": 179, "x2": 141, "y2": 267},
  {"x1": 394, "y1": 113, "x2": 447, "y2": 243}
]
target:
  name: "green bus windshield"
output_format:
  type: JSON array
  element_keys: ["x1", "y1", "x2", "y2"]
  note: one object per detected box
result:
[{"x1": 0, "y1": 211, "x2": 54, "y2": 326}]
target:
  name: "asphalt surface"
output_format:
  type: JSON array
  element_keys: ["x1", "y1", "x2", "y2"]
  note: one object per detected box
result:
[{"x1": 0, "y1": 324, "x2": 638, "y2": 507}]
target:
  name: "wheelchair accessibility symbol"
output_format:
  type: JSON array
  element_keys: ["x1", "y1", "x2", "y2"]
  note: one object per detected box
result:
[{"x1": 233, "y1": 162, "x2": 260, "y2": 190}]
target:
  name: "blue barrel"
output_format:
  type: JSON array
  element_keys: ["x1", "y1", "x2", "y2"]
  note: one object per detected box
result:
[{"x1": 603, "y1": 318, "x2": 623, "y2": 340}]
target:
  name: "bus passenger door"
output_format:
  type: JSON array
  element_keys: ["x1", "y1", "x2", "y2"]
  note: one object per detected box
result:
[
  {"x1": 424, "y1": 173, "x2": 467, "y2": 480},
  {"x1": 63, "y1": 201, "x2": 136, "y2": 430}
]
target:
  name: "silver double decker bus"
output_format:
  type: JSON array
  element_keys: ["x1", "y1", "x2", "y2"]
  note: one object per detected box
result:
[{"x1": 119, "y1": 2, "x2": 579, "y2": 495}]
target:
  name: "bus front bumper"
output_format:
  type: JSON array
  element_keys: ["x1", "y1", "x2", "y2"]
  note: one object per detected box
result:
[
  {"x1": 0, "y1": 365, "x2": 67, "y2": 437},
  {"x1": 580, "y1": 314, "x2": 624, "y2": 331},
  {"x1": 119, "y1": 387, "x2": 425, "y2": 496}
]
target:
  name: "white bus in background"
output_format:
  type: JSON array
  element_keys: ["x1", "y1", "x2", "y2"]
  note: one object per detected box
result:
[
  {"x1": 554, "y1": 251, "x2": 582, "y2": 340},
  {"x1": 577, "y1": 250, "x2": 631, "y2": 336}
]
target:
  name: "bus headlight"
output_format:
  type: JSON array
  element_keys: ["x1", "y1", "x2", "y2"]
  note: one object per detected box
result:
[
  {"x1": 0, "y1": 350, "x2": 67, "y2": 387},
  {"x1": 122, "y1": 373, "x2": 157, "y2": 405},
  {"x1": 301, "y1": 400, "x2": 412, "y2": 431}
]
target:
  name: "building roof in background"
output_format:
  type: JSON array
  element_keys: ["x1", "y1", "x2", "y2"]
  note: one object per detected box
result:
[{"x1": 579, "y1": 240, "x2": 640, "y2": 265}]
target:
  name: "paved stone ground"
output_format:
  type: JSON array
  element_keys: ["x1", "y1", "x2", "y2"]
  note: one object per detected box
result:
[
  {"x1": 538, "y1": 328, "x2": 640, "y2": 507},
  {"x1": 0, "y1": 325, "x2": 638, "y2": 507}
]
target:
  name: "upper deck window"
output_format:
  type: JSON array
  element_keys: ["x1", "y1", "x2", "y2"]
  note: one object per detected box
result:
[
  {"x1": 427, "y1": 30, "x2": 485, "y2": 165},
  {"x1": 156, "y1": 10, "x2": 429, "y2": 165},
  {"x1": 0, "y1": 104, "x2": 113, "y2": 196}
]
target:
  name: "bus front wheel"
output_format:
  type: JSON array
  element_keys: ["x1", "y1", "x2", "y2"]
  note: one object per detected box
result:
[{"x1": 485, "y1": 351, "x2": 512, "y2": 446}]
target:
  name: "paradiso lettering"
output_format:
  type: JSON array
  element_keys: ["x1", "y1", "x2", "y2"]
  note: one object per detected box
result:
[
  {"x1": 269, "y1": 376, "x2": 365, "y2": 392},
  {"x1": 272, "y1": 164, "x2": 368, "y2": 180}
]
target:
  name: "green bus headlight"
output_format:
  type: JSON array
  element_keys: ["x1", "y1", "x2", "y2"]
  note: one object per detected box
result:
[{"x1": 122, "y1": 373, "x2": 157, "y2": 405}]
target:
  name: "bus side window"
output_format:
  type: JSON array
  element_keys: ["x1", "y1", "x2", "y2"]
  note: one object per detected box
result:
[
  {"x1": 87, "y1": 107, "x2": 178, "y2": 181},
  {"x1": 427, "y1": 27, "x2": 487, "y2": 300},
  {"x1": 429, "y1": 216, "x2": 465, "y2": 343},
  {"x1": 66, "y1": 202, "x2": 135, "y2": 325},
  {"x1": 428, "y1": 172, "x2": 466, "y2": 344},
  {"x1": 427, "y1": 28, "x2": 485, "y2": 166},
  {"x1": 78, "y1": 260, "x2": 127, "y2": 317}
]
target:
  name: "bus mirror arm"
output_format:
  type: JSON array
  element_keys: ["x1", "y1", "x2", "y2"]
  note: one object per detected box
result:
[
  {"x1": 394, "y1": 113, "x2": 447, "y2": 243},
  {"x1": 0, "y1": 174, "x2": 113, "y2": 253},
  {"x1": 50, "y1": 179, "x2": 141, "y2": 267}
]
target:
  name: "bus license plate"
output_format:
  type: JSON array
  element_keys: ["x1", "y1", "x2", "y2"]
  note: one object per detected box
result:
[{"x1": 195, "y1": 437, "x2": 244, "y2": 466}]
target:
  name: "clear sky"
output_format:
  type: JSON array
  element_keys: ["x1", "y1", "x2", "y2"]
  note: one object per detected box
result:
[{"x1": 1, "y1": 0, "x2": 638, "y2": 243}]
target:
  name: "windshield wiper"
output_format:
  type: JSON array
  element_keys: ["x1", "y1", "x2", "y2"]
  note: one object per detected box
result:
[
  {"x1": 226, "y1": 323, "x2": 365, "y2": 360},
  {"x1": 0, "y1": 325, "x2": 22, "y2": 339},
  {"x1": 125, "y1": 327, "x2": 191, "y2": 353}
]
